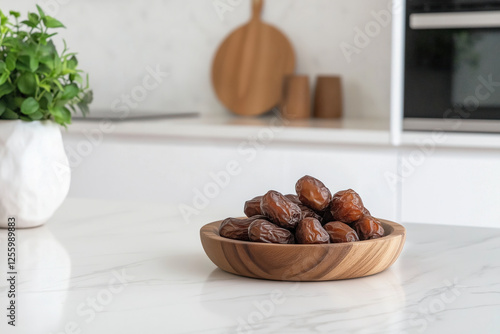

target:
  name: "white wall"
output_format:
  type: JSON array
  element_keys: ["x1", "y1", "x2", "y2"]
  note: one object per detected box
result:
[{"x1": 2, "y1": 0, "x2": 393, "y2": 119}]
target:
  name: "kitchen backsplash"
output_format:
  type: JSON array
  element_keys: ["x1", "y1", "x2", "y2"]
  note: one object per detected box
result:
[{"x1": 2, "y1": 0, "x2": 393, "y2": 119}]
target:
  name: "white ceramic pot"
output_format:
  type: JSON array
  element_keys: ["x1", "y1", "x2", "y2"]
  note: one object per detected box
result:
[{"x1": 0, "y1": 120, "x2": 71, "y2": 228}]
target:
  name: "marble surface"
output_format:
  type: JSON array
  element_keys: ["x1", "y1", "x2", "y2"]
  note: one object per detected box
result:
[{"x1": 0, "y1": 198, "x2": 499, "y2": 334}]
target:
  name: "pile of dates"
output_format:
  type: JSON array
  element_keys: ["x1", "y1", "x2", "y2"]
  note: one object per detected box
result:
[{"x1": 219, "y1": 175, "x2": 385, "y2": 244}]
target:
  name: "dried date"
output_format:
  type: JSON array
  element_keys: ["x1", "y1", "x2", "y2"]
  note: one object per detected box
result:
[
  {"x1": 219, "y1": 216, "x2": 267, "y2": 241},
  {"x1": 244, "y1": 196, "x2": 263, "y2": 217},
  {"x1": 330, "y1": 189, "x2": 365, "y2": 223},
  {"x1": 324, "y1": 221, "x2": 359, "y2": 243},
  {"x1": 299, "y1": 204, "x2": 322, "y2": 221},
  {"x1": 248, "y1": 219, "x2": 295, "y2": 244},
  {"x1": 284, "y1": 194, "x2": 301, "y2": 205},
  {"x1": 295, "y1": 175, "x2": 332, "y2": 212},
  {"x1": 352, "y1": 216, "x2": 385, "y2": 240},
  {"x1": 285, "y1": 194, "x2": 322, "y2": 221},
  {"x1": 260, "y1": 190, "x2": 301, "y2": 229},
  {"x1": 295, "y1": 217, "x2": 330, "y2": 244}
]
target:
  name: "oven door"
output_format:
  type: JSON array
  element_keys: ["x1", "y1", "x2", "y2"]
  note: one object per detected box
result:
[{"x1": 404, "y1": 9, "x2": 500, "y2": 132}]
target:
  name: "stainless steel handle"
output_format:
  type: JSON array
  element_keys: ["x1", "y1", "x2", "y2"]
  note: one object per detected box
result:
[{"x1": 410, "y1": 11, "x2": 500, "y2": 29}]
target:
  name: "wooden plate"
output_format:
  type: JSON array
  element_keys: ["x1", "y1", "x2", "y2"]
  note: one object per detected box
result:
[
  {"x1": 211, "y1": 0, "x2": 296, "y2": 116},
  {"x1": 200, "y1": 219, "x2": 406, "y2": 281}
]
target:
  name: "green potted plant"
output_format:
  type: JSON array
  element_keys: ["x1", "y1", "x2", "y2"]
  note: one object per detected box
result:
[{"x1": 0, "y1": 6, "x2": 92, "y2": 228}]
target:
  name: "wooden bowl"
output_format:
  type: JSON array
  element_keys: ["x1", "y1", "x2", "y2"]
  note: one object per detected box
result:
[{"x1": 200, "y1": 219, "x2": 406, "y2": 281}]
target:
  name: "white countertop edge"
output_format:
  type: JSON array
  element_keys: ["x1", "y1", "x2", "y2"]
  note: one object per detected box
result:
[
  {"x1": 64, "y1": 115, "x2": 500, "y2": 149},
  {"x1": 401, "y1": 131, "x2": 500, "y2": 150},
  {"x1": 65, "y1": 116, "x2": 392, "y2": 147}
]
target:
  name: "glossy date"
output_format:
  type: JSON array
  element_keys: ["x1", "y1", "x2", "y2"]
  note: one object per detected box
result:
[
  {"x1": 352, "y1": 216, "x2": 385, "y2": 240},
  {"x1": 330, "y1": 189, "x2": 365, "y2": 223},
  {"x1": 219, "y1": 216, "x2": 267, "y2": 241},
  {"x1": 295, "y1": 175, "x2": 332, "y2": 212},
  {"x1": 248, "y1": 219, "x2": 295, "y2": 244},
  {"x1": 260, "y1": 190, "x2": 301, "y2": 230},
  {"x1": 244, "y1": 196, "x2": 263, "y2": 217},
  {"x1": 324, "y1": 221, "x2": 359, "y2": 243},
  {"x1": 295, "y1": 217, "x2": 330, "y2": 244}
]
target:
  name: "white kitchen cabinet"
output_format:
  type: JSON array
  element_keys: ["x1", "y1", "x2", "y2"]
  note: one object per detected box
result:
[
  {"x1": 64, "y1": 116, "x2": 500, "y2": 227},
  {"x1": 62, "y1": 117, "x2": 398, "y2": 222},
  {"x1": 400, "y1": 147, "x2": 500, "y2": 228}
]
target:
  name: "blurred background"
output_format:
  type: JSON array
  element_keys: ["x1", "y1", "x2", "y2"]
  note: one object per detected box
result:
[
  {"x1": 2, "y1": 0, "x2": 499, "y2": 228},
  {"x1": 2, "y1": 0, "x2": 392, "y2": 118}
]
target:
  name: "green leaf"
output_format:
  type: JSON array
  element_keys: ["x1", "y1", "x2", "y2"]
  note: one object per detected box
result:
[
  {"x1": 9, "y1": 11, "x2": 20, "y2": 18},
  {"x1": 0, "y1": 61, "x2": 6, "y2": 74},
  {"x1": 16, "y1": 56, "x2": 32, "y2": 72},
  {"x1": 16, "y1": 31, "x2": 28, "y2": 39},
  {"x1": 83, "y1": 90, "x2": 93, "y2": 104},
  {"x1": 29, "y1": 56, "x2": 39, "y2": 72},
  {"x1": 21, "y1": 20, "x2": 37, "y2": 28},
  {"x1": 28, "y1": 13, "x2": 39, "y2": 26},
  {"x1": 17, "y1": 73, "x2": 37, "y2": 95},
  {"x1": 31, "y1": 32, "x2": 43, "y2": 42},
  {"x1": 14, "y1": 97, "x2": 24, "y2": 108},
  {"x1": 5, "y1": 54, "x2": 16, "y2": 71},
  {"x1": 38, "y1": 42, "x2": 56, "y2": 58},
  {"x1": 0, "y1": 83, "x2": 14, "y2": 98},
  {"x1": 0, "y1": 26, "x2": 9, "y2": 35},
  {"x1": 67, "y1": 56, "x2": 78, "y2": 69},
  {"x1": 30, "y1": 110, "x2": 44, "y2": 120},
  {"x1": 53, "y1": 79, "x2": 64, "y2": 91},
  {"x1": 3, "y1": 95, "x2": 17, "y2": 110},
  {"x1": 21, "y1": 97, "x2": 40, "y2": 115},
  {"x1": 15, "y1": 61, "x2": 31, "y2": 72},
  {"x1": 38, "y1": 82, "x2": 51, "y2": 92},
  {"x1": 50, "y1": 105, "x2": 71, "y2": 125},
  {"x1": 36, "y1": 5, "x2": 45, "y2": 18},
  {"x1": 37, "y1": 64, "x2": 52, "y2": 75},
  {"x1": 0, "y1": 109, "x2": 19, "y2": 120},
  {"x1": 42, "y1": 16, "x2": 65, "y2": 28},
  {"x1": 53, "y1": 55, "x2": 62, "y2": 74},
  {"x1": 0, "y1": 72, "x2": 9, "y2": 86},
  {"x1": 1, "y1": 12, "x2": 8, "y2": 25},
  {"x1": 40, "y1": 93, "x2": 53, "y2": 109},
  {"x1": 62, "y1": 84, "x2": 79, "y2": 100}
]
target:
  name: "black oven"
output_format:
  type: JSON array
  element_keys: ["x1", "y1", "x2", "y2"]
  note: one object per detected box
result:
[{"x1": 403, "y1": 0, "x2": 500, "y2": 132}]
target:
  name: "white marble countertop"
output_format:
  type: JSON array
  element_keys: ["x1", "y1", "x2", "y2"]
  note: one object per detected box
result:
[{"x1": 1, "y1": 198, "x2": 499, "y2": 334}]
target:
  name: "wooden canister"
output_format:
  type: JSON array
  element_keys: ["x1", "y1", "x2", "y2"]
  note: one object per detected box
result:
[
  {"x1": 313, "y1": 76, "x2": 343, "y2": 119},
  {"x1": 280, "y1": 75, "x2": 311, "y2": 120}
]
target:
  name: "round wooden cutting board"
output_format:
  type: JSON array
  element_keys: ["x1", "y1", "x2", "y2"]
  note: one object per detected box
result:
[{"x1": 212, "y1": 0, "x2": 296, "y2": 116}]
